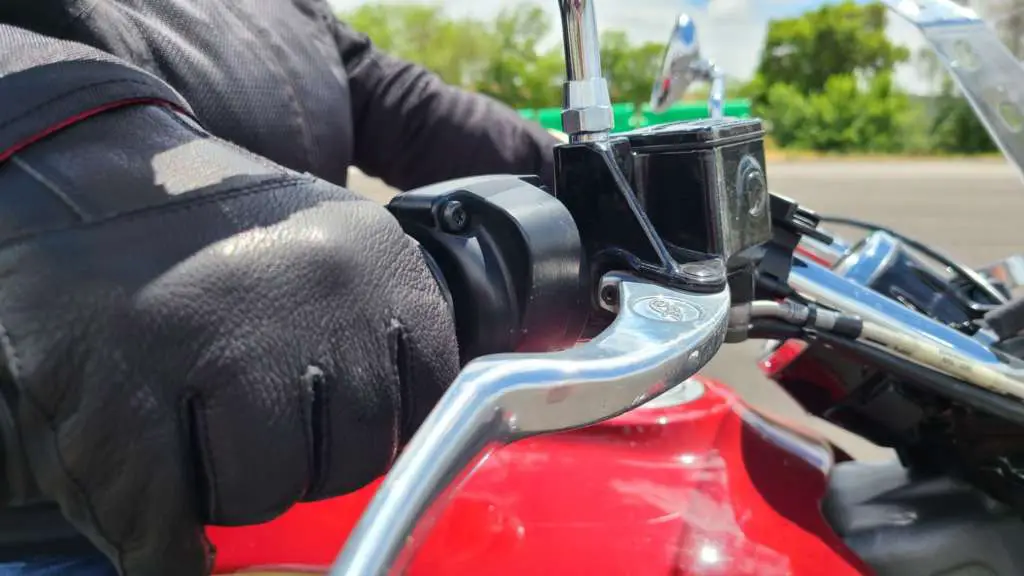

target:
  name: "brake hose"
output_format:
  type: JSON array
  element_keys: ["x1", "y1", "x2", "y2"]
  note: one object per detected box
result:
[{"x1": 748, "y1": 298, "x2": 1024, "y2": 402}]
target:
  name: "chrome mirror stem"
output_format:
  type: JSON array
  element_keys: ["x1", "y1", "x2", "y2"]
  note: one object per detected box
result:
[
  {"x1": 557, "y1": 0, "x2": 614, "y2": 142},
  {"x1": 696, "y1": 60, "x2": 725, "y2": 120}
]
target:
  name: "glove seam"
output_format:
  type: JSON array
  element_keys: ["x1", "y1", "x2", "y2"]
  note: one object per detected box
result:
[
  {"x1": 0, "y1": 78, "x2": 158, "y2": 133},
  {"x1": 388, "y1": 319, "x2": 409, "y2": 456},
  {"x1": 183, "y1": 393, "x2": 219, "y2": 524},
  {"x1": 0, "y1": 175, "x2": 320, "y2": 252},
  {"x1": 0, "y1": 314, "x2": 22, "y2": 382},
  {"x1": 15, "y1": 371, "x2": 128, "y2": 574}
]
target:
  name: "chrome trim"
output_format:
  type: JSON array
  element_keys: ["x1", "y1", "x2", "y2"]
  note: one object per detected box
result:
[
  {"x1": 649, "y1": 13, "x2": 725, "y2": 119},
  {"x1": 857, "y1": 319, "x2": 1024, "y2": 399},
  {"x1": 797, "y1": 234, "x2": 848, "y2": 267},
  {"x1": 833, "y1": 231, "x2": 902, "y2": 287},
  {"x1": 884, "y1": 0, "x2": 1024, "y2": 181},
  {"x1": 791, "y1": 258, "x2": 1002, "y2": 364},
  {"x1": 558, "y1": 0, "x2": 613, "y2": 142},
  {"x1": 695, "y1": 60, "x2": 725, "y2": 120},
  {"x1": 330, "y1": 272, "x2": 730, "y2": 575},
  {"x1": 790, "y1": 258, "x2": 1024, "y2": 399}
]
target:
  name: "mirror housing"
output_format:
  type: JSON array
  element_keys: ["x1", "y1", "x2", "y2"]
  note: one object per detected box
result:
[
  {"x1": 650, "y1": 13, "x2": 701, "y2": 113},
  {"x1": 649, "y1": 13, "x2": 725, "y2": 118}
]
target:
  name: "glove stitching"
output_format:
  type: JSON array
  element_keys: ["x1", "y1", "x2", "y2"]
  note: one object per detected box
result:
[
  {"x1": 157, "y1": 108, "x2": 288, "y2": 175},
  {"x1": 0, "y1": 175, "x2": 317, "y2": 252},
  {"x1": 10, "y1": 155, "x2": 88, "y2": 221},
  {"x1": 14, "y1": 367, "x2": 129, "y2": 574},
  {"x1": 0, "y1": 314, "x2": 22, "y2": 381},
  {"x1": 183, "y1": 393, "x2": 219, "y2": 524},
  {"x1": 0, "y1": 78, "x2": 157, "y2": 132}
]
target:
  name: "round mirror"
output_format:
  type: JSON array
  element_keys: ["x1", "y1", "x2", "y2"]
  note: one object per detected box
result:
[{"x1": 649, "y1": 13, "x2": 702, "y2": 113}]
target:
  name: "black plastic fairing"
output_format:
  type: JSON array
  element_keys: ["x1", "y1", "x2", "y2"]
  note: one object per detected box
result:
[{"x1": 825, "y1": 460, "x2": 1024, "y2": 576}]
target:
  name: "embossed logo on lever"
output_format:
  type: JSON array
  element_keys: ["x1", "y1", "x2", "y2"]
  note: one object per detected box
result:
[{"x1": 632, "y1": 296, "x2": 702, "y2": 323}]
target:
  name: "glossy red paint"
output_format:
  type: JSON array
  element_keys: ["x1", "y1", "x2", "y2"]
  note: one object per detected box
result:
[
  {"x1": 759, "y1": 340, "x2": 808, "y2": 377},
  {"x1": 760, "y1": 340, "x2": 850, "y2": 411},
  {"x1": 207, "y1": 376, "x2": 869, "y2": 575}
]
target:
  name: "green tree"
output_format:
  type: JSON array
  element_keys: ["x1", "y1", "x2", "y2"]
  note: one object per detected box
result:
[
  {"x1": 751, "y1": 0, "x2": 909, "y2": 105},
  {"x1": 342, "y1": 3, "x2": 493, "y2": 88},
  {"x1": 474, "y1": 5, "x2": 564, "y2": 109},
  {"x1": 750, "y1": 1, "x2": 913, "y2": 153},
  {"x1": 761, "y1": 73, "x2": 912, "y2": 153},
  {"x1": 600, "y1": 31, "x2": 664, "y2": 108}
]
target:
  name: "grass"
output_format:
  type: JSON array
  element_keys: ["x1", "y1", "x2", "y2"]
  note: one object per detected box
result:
[{"x1": 762, "y1": 136, "x2": 1005, "y2": 163}]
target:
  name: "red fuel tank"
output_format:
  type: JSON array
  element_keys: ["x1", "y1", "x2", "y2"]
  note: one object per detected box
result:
[{"x1": 207, "y1": 376, "x2": 868, "y2": 575}]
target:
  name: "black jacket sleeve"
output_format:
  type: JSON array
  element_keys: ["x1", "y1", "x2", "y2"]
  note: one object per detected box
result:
[
  {"x1": 0, "y1": 23, "x2": 461, "y2": 574},
  {"x1": 332, "y1": 20, "x2": 560, "y2": 191}
]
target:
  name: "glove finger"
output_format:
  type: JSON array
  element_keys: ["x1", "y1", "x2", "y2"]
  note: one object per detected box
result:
[
  {"x1": 185, "y1": 364, "x2": 311, "y2": 526},
  {"x1": 17, "y1": 390, "x2": 211, "y2": 576},
  {"x1": 296, "y1": 209, "x2": 457, "y2": 502}
]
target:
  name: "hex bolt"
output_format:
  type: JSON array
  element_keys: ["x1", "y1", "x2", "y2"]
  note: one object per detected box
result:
[
  {"x1": 600, "y1": 284, "x2": 619, "y2": 307},
  {"x1": 440, "y1": 200, "x2": 468, "y2": 234}
]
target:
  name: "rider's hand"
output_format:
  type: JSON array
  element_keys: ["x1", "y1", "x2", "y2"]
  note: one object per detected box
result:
[{"x1": 0, "y1": 29, "x2": 459, "y2": 575}]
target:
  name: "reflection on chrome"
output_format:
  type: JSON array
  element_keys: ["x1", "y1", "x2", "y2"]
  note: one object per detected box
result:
[
  {"x1": 791, "y1": 258, "x2": 1024, "y2": 400},
  {"x1": 792, "y1": 257, "x2": 1001, "y2": 364},
  {"x1": 330, "y1": 272, "x2": 730, "y2": 575},
  {"x1": 797, "y1": 234, "x2": 847, "y2": 267},
  {"x1": 833, "y1": 231, "x2": 901, "y2": 287}
]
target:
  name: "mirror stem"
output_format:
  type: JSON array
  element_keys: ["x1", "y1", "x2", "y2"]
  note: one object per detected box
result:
[
  {"x1": 705, "y1": 63, "x2": 725, "y2": 120},
  {"x1": 558, "y1": 0, "x2": 614, "y2": 143}
]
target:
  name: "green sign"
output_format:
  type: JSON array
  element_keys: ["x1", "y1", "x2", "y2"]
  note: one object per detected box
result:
[{"x1": 519, "y1": 100, "x2": 752, "y2": 133}]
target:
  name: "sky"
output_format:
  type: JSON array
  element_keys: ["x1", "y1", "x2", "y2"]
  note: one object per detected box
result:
[{"x1": 328, "y1": 0, "x2": 934, "y2": 92}]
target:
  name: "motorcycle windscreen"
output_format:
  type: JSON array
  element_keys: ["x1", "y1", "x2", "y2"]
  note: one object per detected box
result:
[{"x1": 888, "y1": 1, "x2": 1024, "y2": 183}]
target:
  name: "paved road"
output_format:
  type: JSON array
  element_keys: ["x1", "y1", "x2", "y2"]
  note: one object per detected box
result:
[{"x1": 347, "y1": 160, "x2": 1024, "y2": 460}]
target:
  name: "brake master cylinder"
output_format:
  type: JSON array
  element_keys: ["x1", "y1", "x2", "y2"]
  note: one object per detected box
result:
[{"x1": 553, "y1": 1, "x2": 772, "y2": 304}]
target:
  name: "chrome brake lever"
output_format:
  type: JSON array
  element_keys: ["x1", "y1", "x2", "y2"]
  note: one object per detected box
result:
[{"x1": 330, "y1": 271, "x2": 730, "y2": 575}]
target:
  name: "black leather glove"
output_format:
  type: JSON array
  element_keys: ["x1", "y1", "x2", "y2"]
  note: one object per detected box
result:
[{"x1": 0, "y1": 27, "x2": 458, "y2": 575}]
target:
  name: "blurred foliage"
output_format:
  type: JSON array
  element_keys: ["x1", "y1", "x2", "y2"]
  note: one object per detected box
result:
[
  {"x1": 915, "y1": 46, "x2": 997, "y2": 154},
  {"x1": 748, "y1": 1, "x2": 920, "y2": 154},
  {"x1": 750, "y1": 1, "x2": 909, "y2": 104},
  {"x1": 342, "y1": 3, "x2": 663, "y2": 109},
  {"x1": 762, "y1": 73, "x2": 914, "y2": 153},
  {"x1": 341, "y1": 0, "x2": 1002, "y2": 155}
]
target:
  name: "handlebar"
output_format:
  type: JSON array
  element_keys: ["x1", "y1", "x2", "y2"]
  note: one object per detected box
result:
[{"x1": 330, "y1": 272, "x2": 730, "y2": 574}]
